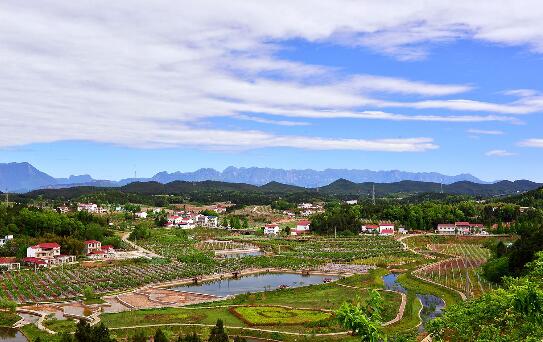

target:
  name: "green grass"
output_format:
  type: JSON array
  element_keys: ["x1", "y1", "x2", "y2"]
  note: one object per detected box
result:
[
  {"x1": 43, "y1": 317, "x2": 78, "y2": 333},
  {"x1": 336, "y1": 268, "x2": 388, "y2": 288},
  {"x1": 231, "y1": 306, "x2": 332, "y2": 325},
  {"x1": 0, "y1": 311, "x2": 20, "y2": 327},
  {"x1": 83, "y1": 297, "x2": 107, "y2": 305},
  {"x1": 21, "y1": 324, "x2": 63, "y2": 342}
]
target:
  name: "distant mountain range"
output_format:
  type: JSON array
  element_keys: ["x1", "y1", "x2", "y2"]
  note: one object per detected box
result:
[
  {"x1": 22, "y1": 178, "x2": 543, "y2": 201},
  {"x1": 0, "y1": 162, "x2": 535, "y2": 195}
]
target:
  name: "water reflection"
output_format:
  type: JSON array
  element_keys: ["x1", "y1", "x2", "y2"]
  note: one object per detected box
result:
[
  {"x1": 172, "y1": 273, "x2": 337, "y2": 297},
  {"x1": 0, "y1": 328, "x2": 27, "y2": 341}
]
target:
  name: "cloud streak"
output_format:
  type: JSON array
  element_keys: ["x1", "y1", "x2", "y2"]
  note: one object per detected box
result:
[
  {"x1": 0, "y1": 1, "x2": 542, "y2": 152},
  {"x1": 518, "y1": 139, "x2": 543, "y2": 148},
  {"x1": 485, "y1": 149, "x2": 516, "y2": 157}
]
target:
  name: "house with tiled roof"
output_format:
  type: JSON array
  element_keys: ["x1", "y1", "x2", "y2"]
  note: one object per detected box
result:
[
  {"x1": 291, "y1": 220, "x2": 310, "y2": 236},
  {"x1": 25, "y1": 243, "x2": 75, "y2": 267}
]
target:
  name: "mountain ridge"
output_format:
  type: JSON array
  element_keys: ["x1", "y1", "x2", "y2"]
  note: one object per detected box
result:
[{"x1": 0, "y1": 162, "x2": 518, "y2": 193}]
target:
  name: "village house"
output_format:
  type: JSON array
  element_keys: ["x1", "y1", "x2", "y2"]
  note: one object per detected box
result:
[
  {"x1": 57, "y1": 205, "x2": 70, "y2": 214},
  {"x1": 345, "y1": 200, "x2": 358, "y2": 205},
  {"x1": 24, "y1": 243, "x2": 76, "y2": 268},
  {"x1": 291, "y1": 220, "x2": 310, "y2": 236},
  {"x1": 0, "y1": 257, "x2": 20, "y2": 271},
  {"x1": 213, "y1": 205, "x2": 227, "y2": 214},
  {"x1": 77, "y1": 203, "x2": 107, "y2": 214},
  {"x1": 378, "y1": 223, "x2": 395, "y2": 236},
  {"x1": 84, "y1": 240, "x2": 116, "y2": 259},
  {"x1": 166, "y1": 215, "x2": 183, "y2": 227},
  {"x1": 0, "y1": 235, "x2": 13, "y2": 247},
  {"x1": 195, "y1": 215, "x2": 219, "y2": 228},
  {"x1": 135, "y1": 211, "x2": 148, "y2": 219},
  {"x1": 84, "y1": 240, "x2": 102, "y2": 254},
  {"x1": 361, "y1": 224, "x2": 379, "y2": 234},
  {"x1": 436, "y1": 222, "x2": 485, "y2": 235},
  {"x1": 264, "y1": 223, "x2": 280, "y2": 236}
]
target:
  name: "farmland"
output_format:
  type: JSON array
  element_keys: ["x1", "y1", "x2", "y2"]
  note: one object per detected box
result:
[
  {"x1": 414, "y1": 244, "x2": 495, "y2": 298},
  {"x1": 0, "y1": 222, "x2": 521, "y2": 341}
]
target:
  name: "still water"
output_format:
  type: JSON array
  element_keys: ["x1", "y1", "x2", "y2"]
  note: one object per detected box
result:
[
  {"x1": 171, "y1": 272, "x2": 337, "y2": 297},
  {"x1": 0, "y1": 328, "x2": 27, "y2": 341}
]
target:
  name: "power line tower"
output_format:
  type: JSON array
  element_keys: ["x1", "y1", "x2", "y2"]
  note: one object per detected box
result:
[
  {"x1": 372, "y1": 184, "x2": 376, "y2": 205},
  {"x1": 440, "y1": 178, "x2": 444, "y2": 194}
]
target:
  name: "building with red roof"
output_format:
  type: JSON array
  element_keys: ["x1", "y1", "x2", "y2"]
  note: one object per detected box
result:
[
  {"x1": 291, "y1": 220, "x2": 311, "y2": 236},
  {"x1": 264, "y1": 223, "x2": 280, "y2": 236},
  {"x1": 437, "y1": 222, "x2": 485, "y2": 235},
  {"x1": 84, "y1": 240, "x2": 101, "y2": 254},
  {"x1": 26, "y1": 243, "x2": 75, "y2": 267}
]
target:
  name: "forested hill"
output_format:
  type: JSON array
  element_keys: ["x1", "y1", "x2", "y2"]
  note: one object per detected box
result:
[
  {"x1": 319, "y1": 179, "x2": 541, "y2": 197},
  {"x1": 15, "y1": 178, "x2": 542, "y2": 203},
  {"x1": 499, "y1": 186, "x2": 543, "y2": 207}
]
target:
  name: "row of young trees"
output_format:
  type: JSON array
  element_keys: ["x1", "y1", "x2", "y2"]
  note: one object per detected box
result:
[
  {"x1": 310, "y1": 200, "x2": 543, "y2": 234},
  {"x1": 47, "y1": 319, "x2": 247, "y2": 342}
]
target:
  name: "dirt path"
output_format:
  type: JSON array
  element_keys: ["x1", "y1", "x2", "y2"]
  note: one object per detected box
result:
[
  {"x1": 109, "y1": 322, "x2": 350, "y2": 337},
  {"x1": 121, "y1": 232, "x2": 161, "y2": 258}
]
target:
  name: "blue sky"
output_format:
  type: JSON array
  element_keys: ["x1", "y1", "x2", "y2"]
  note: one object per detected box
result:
[{"x1": 1, "y1": 1, "x2": 543, "y2": 181}]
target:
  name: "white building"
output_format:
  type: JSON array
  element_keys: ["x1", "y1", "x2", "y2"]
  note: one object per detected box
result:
[
  {"x1": 346, "y1": 200, "x2": 358, "y2": 205},
  {"x1": 291, "y1": 220, "x2": 310, "y2": 236},
  {"x1": 77, "y1": 203, "x2": 107, "y2": 214},
  {"x1": 0, "y1": 235, "x2": 14, "y2": 247},
  {"x1": 78, "y1": 203, "x2": 98, "y2": 213},
  {"x1": 436, "y1": 223, "x2": 457, "y2": 235},
  {"x1": 135, "y1": 212, "x2": 148, "y2": 219},
  {"x1": 378, "y1": 223, "x2": 395, "y2": 236},
  {"x1": 24, "y1": 243, "x2": 75, "y2": 268},
  {"x1": 264, "y1": 224, "x2": 280, "y2": 236}
]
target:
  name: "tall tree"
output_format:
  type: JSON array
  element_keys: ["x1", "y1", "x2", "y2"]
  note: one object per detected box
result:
[{"x1": 208, "y1": 319, "x2": 229, "y2": 342}]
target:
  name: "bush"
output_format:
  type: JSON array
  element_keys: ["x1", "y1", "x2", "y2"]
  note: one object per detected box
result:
[{"x1": 482, "y1": 256, "x2": 510, "y2": 283}]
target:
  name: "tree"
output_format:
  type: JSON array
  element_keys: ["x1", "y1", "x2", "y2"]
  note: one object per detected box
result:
[
  {"x1": 178, "y1": 333, "x2": 201, "y2": 342},
  {"x1": 60, "y1": 332, "x2": 75, "y2": 342},
  {"x1": 83, "y1": 286, "x2": 99, "y2": 302},
  {"x1": 132, "y1": 330, "x2": 147, "y2": 342},
  {"x1": 74, "y1": 320, "x2": 114, "y2": 342},
  {"x1": 233, "y1": 337, "x2": 247, "y2": 342},
  {"x1": 208, "y1": 319, "x2": 229, "y2": 342},
  {"x1": 154, "y1": 328, "x2": 168, "y2": 342},
  {"x1": 335, "y1": 290, "x2": 385, "y2": 342}
]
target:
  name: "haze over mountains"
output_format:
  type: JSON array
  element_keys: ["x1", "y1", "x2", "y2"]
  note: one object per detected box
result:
[{"x1": 0, "y1": 162, "x2": 493, "y2": 192}]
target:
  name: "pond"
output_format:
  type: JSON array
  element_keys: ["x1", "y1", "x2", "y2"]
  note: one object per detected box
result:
[
  {"x1": 383, "y1": 273, "x2": 407, "y2": 293},
  {"x1": 171, "y1": 272, "x2": 338, "y2": 297},
  {"x1": 417, "y1": 294, "x2": 445, "y2": 332},
  {"x1": 0, "y1": 328, "x2": 27, "y2": 341},
  {"x1": 382, "y1": 273, "x2": 445, "y2": 332}
]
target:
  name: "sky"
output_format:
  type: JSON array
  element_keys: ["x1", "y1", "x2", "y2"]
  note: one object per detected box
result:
[{"x1": 1, "y1": 1, "x2": 543, "y2": 182}]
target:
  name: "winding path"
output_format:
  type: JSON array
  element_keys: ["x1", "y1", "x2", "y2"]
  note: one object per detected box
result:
[{"x1": 121, "y1": 232, "x2": 161, "y2": 258}]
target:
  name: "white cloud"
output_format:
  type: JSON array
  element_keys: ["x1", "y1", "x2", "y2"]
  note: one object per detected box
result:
[
  {"x1": 518, "y1": 139, "x2": 543, "y2": 148},
  {"x1": 485, "y1": 149, "x2": 516, "y2": 157},
  {"x1": 0, "y1": 1, "x2": 542, "y2": 152},
  {"x1": 345, "y1": 75, "x2": 472, "y2": 96},
  {"x1": 467, "y1": 129, "x2": 504, "y2": 135},
  {"x1": 233, "y1": 114, "x2": 310, "y2": 126}
]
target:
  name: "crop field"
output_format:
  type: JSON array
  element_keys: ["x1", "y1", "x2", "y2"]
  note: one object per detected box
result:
[
  {"x1": 0, "y1": 260, "x2": 217, "y2": 303},
  {"x1": 415, "y1": 244, "x2": 495, "y2": 298},
  {"x1": 230, "y1": 306, "x2": 332, "y2": 326},
  {"x1": 226, "y1": 236, "x2": 408, "y2": 262}
]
